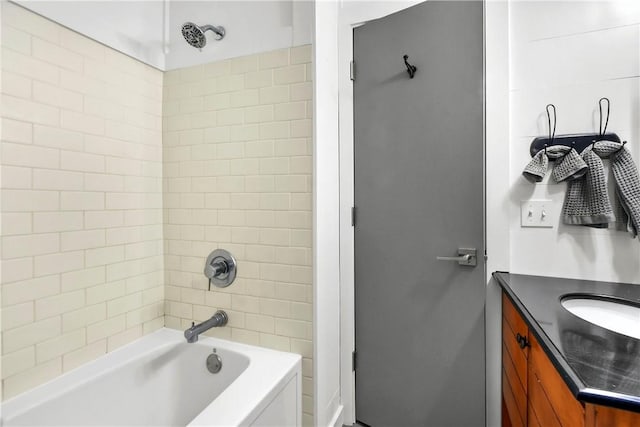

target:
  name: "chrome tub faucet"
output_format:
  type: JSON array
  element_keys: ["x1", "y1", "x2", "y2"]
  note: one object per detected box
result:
[{"x1": 184, "y1": 310, "x2": 228, "y2": 343}]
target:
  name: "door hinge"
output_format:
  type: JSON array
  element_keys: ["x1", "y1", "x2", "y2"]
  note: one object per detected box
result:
[
  {"x1": 352, "y1": 350, "x2": 357, "y2": 371},
  {"x1": 351, "y1": 206, "x2": 357, "y2": 227},
  {"x1": 350, "y1": 60, "x2": 355, "y2": 81}
]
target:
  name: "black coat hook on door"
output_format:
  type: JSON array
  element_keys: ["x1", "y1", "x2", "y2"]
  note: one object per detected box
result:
[{"x1": 403, "y1": 54, "x2": 417, "y2": 78}]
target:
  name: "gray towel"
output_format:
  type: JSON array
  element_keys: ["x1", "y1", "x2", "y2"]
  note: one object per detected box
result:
[
  {"x1": 562, "y1": 146, "x2": 615, "y2": 227},
  {"x1": 522, "y1": 146, "x2": 569, "y2": 183},
  {"x1": 522, "y1": 150, "x2": 548, "y2": 183},
  {"x1": 552, "y1": 148, "x2": 588, "y2": 182},
  {"x1": 614, "y1": 185, "x2": 636, "y2": 236},
  {"x1": 561, "y1": 140, "x2": 640, "y2": 237},
  {"x1": 612, "y1": 149, "x2": 640, "y2": 238},
  {"x1": 597, "y1": 141, "x2": 640, "y2": 238}
]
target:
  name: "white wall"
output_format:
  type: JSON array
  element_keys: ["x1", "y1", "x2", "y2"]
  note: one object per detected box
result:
[
  {"x1": 11, "y1": 0, "x2": 314, "y2": 72},
  {"x1": 12, "y1": 0, "x2": 166, "y2": 69},
  {"x1": 508, "y1": 1, "x2": 640, "y2": 284},
  {"x1": 485, "y1": 1, "x2": 510, "y2": 426},
  {"x1": 166, "y1": 1, "x2": 312, "y2": 70},
  {"x1": 313, "y1": 2, "x2": 341, "y2": 426}
]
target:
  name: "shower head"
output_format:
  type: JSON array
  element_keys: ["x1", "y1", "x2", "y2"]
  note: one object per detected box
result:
[{"x1": 181, "y1": 22, "x2": 225, "y2": 49}]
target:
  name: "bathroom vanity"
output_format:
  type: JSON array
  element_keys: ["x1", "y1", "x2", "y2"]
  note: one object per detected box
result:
[{"x1": 493, "y1": 272, "x2": 640, "y2": 427}]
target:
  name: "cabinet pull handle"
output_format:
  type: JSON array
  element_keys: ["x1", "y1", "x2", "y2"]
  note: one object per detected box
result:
[{"x1": 516, "y1": 332, "x2": 530, "y2": 349}]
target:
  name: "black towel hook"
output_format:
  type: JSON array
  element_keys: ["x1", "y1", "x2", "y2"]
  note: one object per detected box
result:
[
  {"x1": 592, "y1": 97, "x2": 610, "y2": 150},
  {"x1": 599, "y1": 97, "x2": 611, "y2": 137},
  {"x1": 546, "y1": 103, "x2": 557, "y2": 146},
  {"x1": 613, "y1": 140, "x2": 628, "y2": 155},
  {"x1": 403, "y1": 54, "x2": 417, "y2": 79},
  {"x1": 529, "y1": 100, "x2": 621, "y2": 157}
]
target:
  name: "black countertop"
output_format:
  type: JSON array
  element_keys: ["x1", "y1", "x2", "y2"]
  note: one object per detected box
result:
[{"x1": 493, "y1": 272, "x2": 640, "y2": 413}]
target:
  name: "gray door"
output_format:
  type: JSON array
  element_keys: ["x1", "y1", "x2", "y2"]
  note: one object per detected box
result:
[{"x1": 354, "y1": 1, "x2": 485, "y2": 426}]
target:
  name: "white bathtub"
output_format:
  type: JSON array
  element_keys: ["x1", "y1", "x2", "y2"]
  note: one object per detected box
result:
[{"x1": 1, "y1": 328, "x2": 301, "y2": 426}]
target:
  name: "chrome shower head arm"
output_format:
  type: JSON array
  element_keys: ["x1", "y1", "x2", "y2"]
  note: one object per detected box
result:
[{"x1": 200, "y1": 24, "x2": 225, "y2": 41}]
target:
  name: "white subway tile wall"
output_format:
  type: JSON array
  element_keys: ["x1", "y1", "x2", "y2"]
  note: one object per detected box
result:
[
  {"x1": 508, "y1": 2, "x2": 640, "y2": 283},
  {"x1": 162, "y1": 46, "x2": 313, "y2": 424},
  {"x1": 1, "y1": 2, "x2": 165, "y2": 398}
]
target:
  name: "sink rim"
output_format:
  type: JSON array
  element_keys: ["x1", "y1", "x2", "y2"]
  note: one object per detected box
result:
[
  {"x1": 560, "y1": 293, "x2": 640, "y2": 309},
  {"x1": 560, "y1": 293, "x2": 640, "y2": 340}
]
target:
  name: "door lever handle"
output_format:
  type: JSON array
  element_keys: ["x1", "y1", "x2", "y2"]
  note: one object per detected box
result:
[
  {"x1": 436, "y1": 254, "x2": 472, "y2": 262},
  {"x1": 436, "y1": 248, "x2": 477, "y2": 266}
]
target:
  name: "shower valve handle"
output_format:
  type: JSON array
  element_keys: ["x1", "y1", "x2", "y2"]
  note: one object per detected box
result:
[{"x1": 203, "y1": 249, "x2": 237, "y2": 288}]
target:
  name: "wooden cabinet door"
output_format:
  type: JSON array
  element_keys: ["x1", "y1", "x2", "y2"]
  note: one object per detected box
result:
[
  {"x1": 528, "y1": 333, "x2": 584, "y2": 427},
  {"x1": 502, "y1": 294, "x2": 528, "y2": 427},
  {"x1": 585, "y1": 404, "x2": 640, "y2": 427},
  {"x1": 528, "y1": 360, "x2": 562, "y2": 427}
]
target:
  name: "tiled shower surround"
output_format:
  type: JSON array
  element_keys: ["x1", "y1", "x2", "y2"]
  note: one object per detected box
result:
[
  {"x1": 162, "y1": 46, "x2": 314, "y2": 423},
  {"x1": 0, "y1": 3, "x2": 164, "y2": 399},
  {"x1": 0, "y1": 3, "x2": 314, "y2": 422}
]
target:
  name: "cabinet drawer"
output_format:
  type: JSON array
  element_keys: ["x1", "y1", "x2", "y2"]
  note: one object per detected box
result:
[
  {"x1": 502, "y1": 293, "x2": 529, "y2": 354},
  {"x1": 529, "y1": 333, "x2": 584, "y2": 427}
]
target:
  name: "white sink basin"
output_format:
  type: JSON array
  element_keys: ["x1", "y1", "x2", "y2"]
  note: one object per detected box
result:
[{"x1": 561, "y1": 296, "x2": 640, "y2": 340}]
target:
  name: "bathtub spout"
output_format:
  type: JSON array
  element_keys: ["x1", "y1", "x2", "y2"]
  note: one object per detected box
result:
[{"x1": 184, "y1": 310, "x2": 228, "y2": 343}]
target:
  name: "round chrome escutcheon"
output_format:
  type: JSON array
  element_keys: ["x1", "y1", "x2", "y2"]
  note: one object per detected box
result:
[{"x1": 206, "y1": 351, "x2": 222, "y2": 374}]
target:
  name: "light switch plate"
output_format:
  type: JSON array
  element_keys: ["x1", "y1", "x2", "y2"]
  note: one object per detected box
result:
[{"x1": 521, "y1": 200, "x2": 554, "y2": 228}]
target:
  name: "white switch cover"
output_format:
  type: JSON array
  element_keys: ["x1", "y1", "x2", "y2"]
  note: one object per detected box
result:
[{"x1": 521, "y1": 200, "x2": 554, "y2": 228}]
